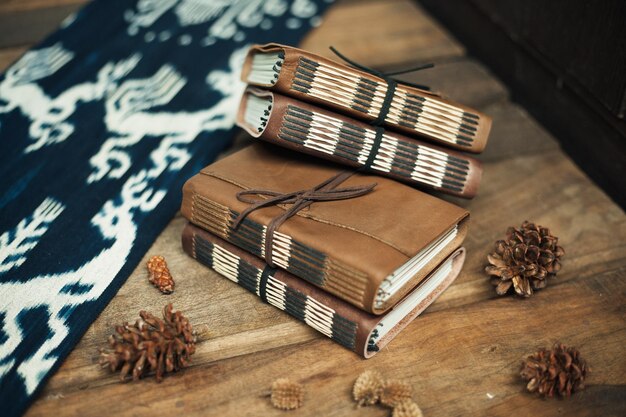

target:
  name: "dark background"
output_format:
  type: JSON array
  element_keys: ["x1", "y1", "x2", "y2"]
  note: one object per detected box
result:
[{"x1": 419, "y1": 0, "x2": 626, "y2": 208}]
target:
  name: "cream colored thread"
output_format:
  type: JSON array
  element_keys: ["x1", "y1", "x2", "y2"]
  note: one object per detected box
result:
[{"x1": 191, "y1": 190, "x2": 368, "y2": 307}]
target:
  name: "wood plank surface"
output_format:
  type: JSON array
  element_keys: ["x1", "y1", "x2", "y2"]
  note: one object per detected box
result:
[
  {"x1": 0, "y1": 0, "x2": 84, "y2": 48},
  {"x1": 299, "y1": 0, "x2": 465, "y2": 67},
  {"x1": 0, "y1": 46, "x2": 27, "y2": 71},
  {"x1": 1, "y1": 0, "x2": 624, "y2": 416}
]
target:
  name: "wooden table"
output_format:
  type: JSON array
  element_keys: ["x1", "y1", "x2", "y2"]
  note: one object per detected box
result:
[{"x1": 2, "y1": 1, "x2": 625, "y2": 416}]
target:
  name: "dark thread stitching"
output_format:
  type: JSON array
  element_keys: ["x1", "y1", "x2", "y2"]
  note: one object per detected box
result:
[{"x1": 259, "y1": 264, "x2": 275, "y2": 304}]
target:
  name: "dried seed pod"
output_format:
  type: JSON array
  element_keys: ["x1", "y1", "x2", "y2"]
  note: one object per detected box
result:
[
  {"x1": 520, "y1": 342, "x2": 589, "y2": 398},
  {"x1": 270, "y1": 378, "x2": 304, "y2": 410},
  {"x1": 99, "y1": 303, "x2": 195, "y2": 382},
  {"x1": 380, "y1": 380, "x2": 413, "y2": 408},
  {"x1": 486, "y1": 221, "x2": 564, "y2": 297},
  {"x1": 147, "y1": 255, "x2": 175, "y2": 294},
  {"x1": 392, "y1": 399, "x2": 423, "y2": 417},
  {"x1": 353, "y1": 370, "x2": 383, "y2": 406}
]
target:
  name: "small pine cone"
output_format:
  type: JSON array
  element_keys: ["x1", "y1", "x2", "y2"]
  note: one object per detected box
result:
[
  {"x1": 392, "y1": 400, "x2": 423, "y2": 417},
  {"x1": 486, "y1": 221, "x2": 564, "y2": 297},
  {"x1": 353, "y1": 370, "x2": 383, "y2": 406},
  {"x1": 99, "y1": 304, "x2": 195, "y2": 382},
  {"x1": 520, "y1": 342, "x2": 589, "y2": 398},
  {"x1": 270, "y1": 378, "x2": 304, "y2": 410},
  {"x1": 380, "y1": 380, "x2": 413, "y2": 408},
  {"x1": 147, "y1": 255, "x2": 175, "y2": 294}
]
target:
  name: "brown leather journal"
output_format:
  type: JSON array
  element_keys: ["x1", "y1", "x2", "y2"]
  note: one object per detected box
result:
[
  {"x1": 242, "y1": 43, "x2": 492, "y2": 153},
  {"x1": 182, "y1": 222, "x2": 466, "y2": 358},
  {"x1": 237, "y1": 87, "x2": 483, "y2": 198},
  {"x1": 180, "y1": 143, "x2": 469, "y2": 314}
]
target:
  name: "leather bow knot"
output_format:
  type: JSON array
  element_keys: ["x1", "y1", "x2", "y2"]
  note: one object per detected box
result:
[{"x1": 232, "y1": 171, "x2": 376, "y2": 267}]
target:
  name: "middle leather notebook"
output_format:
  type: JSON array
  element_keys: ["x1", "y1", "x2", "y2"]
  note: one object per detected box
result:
[
  {"x1": 181, "y1": 143, "x2": 469, "y2": 314},
  {"x1": 236, "y1": 87, "x2": 483, "y2": 199}
]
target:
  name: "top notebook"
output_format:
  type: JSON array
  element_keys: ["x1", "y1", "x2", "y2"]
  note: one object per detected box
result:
[{"x1": 242, "y1": 43, "x2": 492, "y2": 153}]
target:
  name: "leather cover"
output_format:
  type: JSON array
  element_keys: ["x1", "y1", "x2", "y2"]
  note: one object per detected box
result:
[
  {"x1": 242, "y1": 43, "x2": 492, "y2": 153},
  {"x1": 180, "y1": 143, "x2": 469, "y2": 314},
  {"x1": 237, "y1": 87, "x2": 483, "y2": 198},
  {"x1": 182, "y1": 222, "x2": 466, "y2": 358}
]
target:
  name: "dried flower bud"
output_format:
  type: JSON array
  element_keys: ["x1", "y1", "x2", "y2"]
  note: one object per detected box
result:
[
  {"x1": 380, "y1": 380, "x2": 413, "y2": 408},
  {"x1": 353, "y1": 370, "x2": 383, "y2": 406},
  {"x1": 270, "y1": 378, "x2": 304, "y2": 410},
  {"x1": 392, "y1": 399, "x2": 424, "y2": 417},
  {"x1": 520, "y1": 342, "x2": 589, "y2": 398},
  {"x1": 147, "y1": 255, "x2": 175, "y2": 294}
]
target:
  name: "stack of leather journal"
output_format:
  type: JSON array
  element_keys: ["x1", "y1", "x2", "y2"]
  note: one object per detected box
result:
[{"x1": 181, "y1": 44, "x2": 491, "y2": 358}]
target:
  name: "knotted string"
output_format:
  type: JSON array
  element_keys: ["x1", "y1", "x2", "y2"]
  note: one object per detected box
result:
[
  {"x1": 232, "y1": 171, "x2": 376, "y2": 267},
  {"x1": 329, "y1": 46, "x2": 435, "y2": 127}
]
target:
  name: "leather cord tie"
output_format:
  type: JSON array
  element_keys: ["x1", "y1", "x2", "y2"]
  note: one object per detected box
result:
[
  {"x1": 258, "y1": 264, "x2": 276, "y2": 304},
  {"x1": 232, "y1": 171, "x2": 377, "y2": 267},
  {"x1": 329, "y1": 46, "x2": 436, "y2": 127}
]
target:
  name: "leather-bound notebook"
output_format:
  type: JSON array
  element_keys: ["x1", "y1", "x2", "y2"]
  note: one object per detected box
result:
[
  {"x1": 182, "y1": 223, "x2": 466, "y2": 358},
  {"x1": 180, "y1": 143, "x2": 469, "y2": 314},
  {"x1": 241, "y1": 43, "x2": 491, "y2": 153},
  {"x1": 236, "y1": 87, "x2": 483, "y2": 198}
]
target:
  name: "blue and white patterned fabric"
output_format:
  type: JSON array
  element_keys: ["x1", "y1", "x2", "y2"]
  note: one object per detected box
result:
[{"x1": 0, "y1": 1, "x2": 333, "y2": 415}]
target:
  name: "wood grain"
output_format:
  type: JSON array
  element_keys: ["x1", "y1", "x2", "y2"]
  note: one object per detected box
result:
[
  {"x1": 1, "y1": 0, "x2": 624, "y2": 416},
  {"x1": 0, "y1": 0, "x2": 85, "y2": 14},
  {"x1": 29, "y1": 258, "x2": 626, "y2": 417},
  {"x1": 299, "y1": 0, "x2": 464, "y2": 67},
  {"x1": 0, "y1": 46, "x2": 27, "y2": 71},
  {"x1": 398, "y1": 58, "x2": 509, "y2": 109},
  {"x1": 0, "y1": 0, "x2": 84, "y2": 48}
]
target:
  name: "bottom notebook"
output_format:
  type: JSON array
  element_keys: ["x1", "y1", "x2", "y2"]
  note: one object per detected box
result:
[{"x1": 182, "y1": 223, "x2": 466, "y2": 358}]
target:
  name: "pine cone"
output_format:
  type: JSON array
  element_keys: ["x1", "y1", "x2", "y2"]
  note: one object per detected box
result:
[
  {"x1": 380, "y1": 380, "x2": 413, "y2": 408},
  {"x1": 520, "y1": 342, "x2": 589, "y2": 398},
  {"x1": 270, "y1": 378, "x2": 304, "y2": 410},
  {"x1": 353, "y1": 370, "x2": 383, "y2": 406},
  {"x1": 99, "y1": 303, "x2": 195, "y2": 382},
  {"x1": 392, "y1": 400, "x2": 423, "y2": 417},
  {"x1": 147, "y1": 255, "x2": 175, "y2": 294},
  {"x1": 486, "y1": 221, "x2": 564, "y2": 297}
]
